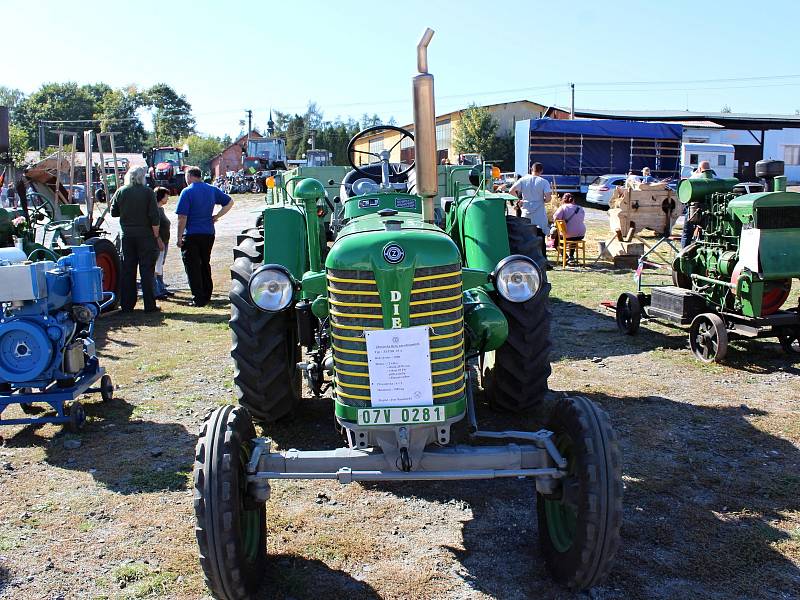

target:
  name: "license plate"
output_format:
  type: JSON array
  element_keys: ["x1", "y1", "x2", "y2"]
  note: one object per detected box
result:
[{"x1": 356, "y1": 405, "x2": 445, "y2": 426}]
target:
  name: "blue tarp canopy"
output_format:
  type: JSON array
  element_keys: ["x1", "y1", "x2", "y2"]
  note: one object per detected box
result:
[
  {"x1": 529, "y1": 118, "x2": 682, "y2": 140},
  {"x1": 527, "y1": 119, "x2": 683, "y2": 178}
]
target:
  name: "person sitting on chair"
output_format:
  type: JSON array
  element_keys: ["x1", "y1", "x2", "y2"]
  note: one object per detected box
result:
[{"x1": 550, "y1": 193, "x2": 586, "y2": 266}]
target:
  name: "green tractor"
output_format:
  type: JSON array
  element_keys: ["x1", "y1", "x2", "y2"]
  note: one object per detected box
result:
[
  {"x1": 616, "y1": 160, "x2": 800, "y2": 361},
  {"x1": 194, "y1": 29, "x2": 622, "y2": 599}
]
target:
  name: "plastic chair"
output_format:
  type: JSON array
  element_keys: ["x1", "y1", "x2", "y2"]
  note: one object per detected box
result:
[{"x1": 555, "y1": 219, "x2": 586, "y2": 268}]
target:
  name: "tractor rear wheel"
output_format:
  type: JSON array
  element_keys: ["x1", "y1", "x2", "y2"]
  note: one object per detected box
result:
[
  {"x1": 230, "y1": 230, "x2": 301, "y2": 424},
  {"x1": 194, "y1": 405, "x2": 267, "y2": 600},
  {"x1": 537, "y1": 395, "x2": 623, "y2": 590},
  {"x1": 483, "y1": 216, "x2": 552, "y2": 412},
  {"x1": 85, "y1": 237, "x2": 121, "y2": 312}
]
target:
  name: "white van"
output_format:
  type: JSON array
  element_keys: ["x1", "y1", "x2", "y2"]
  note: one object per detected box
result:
[{"x1": 681, "y1": 143, "x2": 735, "y2": 179}]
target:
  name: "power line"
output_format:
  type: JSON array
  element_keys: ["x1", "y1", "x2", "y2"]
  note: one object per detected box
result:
[
  {"x1": 575, "y1": 73, "x2": 800, "y2": 87},
  {"x1": 39, "y1": 117, "x2": 139, "y2": 124}
]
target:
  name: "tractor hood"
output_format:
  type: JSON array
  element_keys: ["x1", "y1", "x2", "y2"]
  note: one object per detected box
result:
[{"x1": 327, "y1": 212, "x2": 461, "y2": 273}]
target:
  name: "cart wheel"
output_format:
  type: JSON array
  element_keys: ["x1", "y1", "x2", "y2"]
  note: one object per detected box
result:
[
  {"x1": 194, "y1": 405, "x2": 266, "y2": 600},
  {"x1": 100, "y1": 375, "x2": 114, "y2": 402},
  {"x1": 69, "y1": 401, "x2": 86, "y2": 432},
  {"x1": 615, "y1": 292, "x2": 641, "y2": 335},
  {"x1": 537, "y1": 395, "x2": 623, "y2": 590},
  {"x1": 689, "y1": 313, "x2": 728, "y2": 363},
  {"x1": 778, "y1": 328, "x2": 800, "y2": 355}
]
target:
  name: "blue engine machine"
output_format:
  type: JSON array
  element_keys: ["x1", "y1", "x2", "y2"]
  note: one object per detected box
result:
[{"x1": 0, "y1": 244, "x2": 114, "y2": 433}]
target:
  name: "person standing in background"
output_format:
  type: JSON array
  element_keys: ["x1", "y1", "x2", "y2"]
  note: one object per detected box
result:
[
  {"x1": 175, "y1": 167, "x2": 234, "y2": 307},
  {"x1": 509, "y1": 162, "x2": 551, "y2": 265},
  {"x1": 110, "y1": 166, "x2": 163, "y2": 313},
  {"x1": 153, "y1": 187, "x2": 171, "y2": 300}
]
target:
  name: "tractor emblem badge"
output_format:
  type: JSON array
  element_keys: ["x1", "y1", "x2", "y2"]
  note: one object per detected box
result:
[{"x1": 383, "y1": 243, "x2": 405, "y2": 264}]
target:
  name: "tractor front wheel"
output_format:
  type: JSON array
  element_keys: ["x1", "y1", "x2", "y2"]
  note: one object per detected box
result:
[
  {"x1": 230, "y1": 230, "x2": 301, "y2": 424},
  {"x1": 483, "y1": 216, "x2": 552, "y2": 412},
  {"x1": 194, "y1": 405, "x2": 267, "y2": 600},
  {"x1": 537, "y1": 395, "x2": 623, "y2": 590}
]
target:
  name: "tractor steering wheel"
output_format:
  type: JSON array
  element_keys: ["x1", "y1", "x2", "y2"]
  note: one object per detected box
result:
[
  {"x1": 347, "y1": 125, "x2": 415, "y2": 181},
  {"x1": 27, "y1": 192, "x2": 55, "y2": 222}
]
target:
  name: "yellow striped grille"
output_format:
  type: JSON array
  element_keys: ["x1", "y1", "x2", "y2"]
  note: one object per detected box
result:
[{"x1": 329, "y1": 265, "x2": 465, "y2": 407}]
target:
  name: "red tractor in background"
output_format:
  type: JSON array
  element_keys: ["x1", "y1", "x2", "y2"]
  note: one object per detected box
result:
[{"x1": 143, "y1": 146, "x2": 189, "y2": 194}]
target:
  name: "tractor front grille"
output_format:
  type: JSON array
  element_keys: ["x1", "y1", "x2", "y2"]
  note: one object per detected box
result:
[
  {"x1": 328, "y1": 264, "x2": 465, "y2": 407},
  {"x1": 757, "y1": 206, "x2": 800, "y2": 229}
]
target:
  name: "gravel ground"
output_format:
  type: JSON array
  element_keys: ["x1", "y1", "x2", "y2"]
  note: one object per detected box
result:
[{"x1": 0, "y1": 194, "x2": 798, "y2": 600}]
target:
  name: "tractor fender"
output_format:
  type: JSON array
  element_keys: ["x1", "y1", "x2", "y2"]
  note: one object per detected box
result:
[
  {"x1": 455, "y1": 193, "x2": 511, "y2": 273},
  {"x1": 260, "y1": 205, "x2": 309, "y2": 280},
  {"x1": 463, "y1": 287, "x2": 508, "y2": 352}
]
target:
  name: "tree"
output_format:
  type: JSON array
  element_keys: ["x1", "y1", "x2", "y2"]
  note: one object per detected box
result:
[
  {"x1": 452, "y1": 104, "x2": 499, "y2": 158},
  {"x1": 183, "y1": 134, "x2": 225, "y2": 172},
  {"x1": 285, "y1": 114, "x2": 306, "y2": 159},
  {"x1": 487, "y1": 134, "x2": 515, "y2": 171},
  {"x1": 94, "y1": 86, "x2": 146, "y2": 152},
  {"x1": 8, "y1": 123, "x2": 30, "y2": 167},
  {"x1": 15, "y1": 82, "x2": 97, "y2": 148},
  {"x1": 721, "y1": 105, "x2": 733, "y2": 114},
  {"x1": 0, "y1": 87, "x2": 25, "y2": 116},
  {"x1": 145, "y1": 83, "x2": 195, "y2": 144}
]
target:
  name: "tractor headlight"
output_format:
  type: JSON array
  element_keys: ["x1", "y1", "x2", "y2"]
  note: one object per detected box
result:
[
  {"x1": 494, "y1": 255, "x2": 542, "y2": 303},
  {"x1": 249, "y1": 265, "x2": 295, "y2": 312}
]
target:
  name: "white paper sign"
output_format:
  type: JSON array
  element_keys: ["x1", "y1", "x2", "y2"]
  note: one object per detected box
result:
[
  {"x1": 739, "y1": 228, "x2": 761, "y2": 272},
  {"x1": 365, "y1": 326, "x2": 433, "y2": 407}
]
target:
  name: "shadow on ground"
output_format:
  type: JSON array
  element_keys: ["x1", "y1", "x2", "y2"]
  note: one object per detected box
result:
[
  {"x1": 262, "y1": 391, "x2": 800, "y2": 600},
  {"x1": 550, "y1": 295, "x2": 800, "y2": 374},
  {"x1": 0, "y1": 563, "x2": 8, "y2": 594},
  {"x1": 3, "y1": 393, "x2": 196, "y2": 495},
  {"x1": 256, "y1": 554, "x2": 379, "y2": 600},
  {"x1": 549, "y1": 296, "x2": 682, "y2": 362}
]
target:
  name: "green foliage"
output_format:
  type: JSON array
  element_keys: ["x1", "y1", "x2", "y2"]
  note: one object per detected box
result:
[
  {"x1": 487, "y1": 133, "x2": 515, "y2": 171},
  {"x1": 9, "y1": 123, "x2": 30, "y2": 167},
  {"x1": 145, "y1": 83, "x2": 195, "y2": 145},
  {"x1": 11, "y1": 82, "x2": 150, "y2": 153},
  {"x1": 94, "y1": 86, "x2": 145, "y2": 152},
  {"x1": 285, "y1": 114, "x2": 306, "y2": 159},
  {"x1": 453, "y1": 104, "x2": 499, "y2": 157},
  {"x1": 183, "y1": 134, "x2": 225, "y2": 172},
  {"x1": 0, "y1": 86, "x2": 25, "y2": 115},
  {"x1": 15, "y1": 82, "x2": 98, "y2": 148}
]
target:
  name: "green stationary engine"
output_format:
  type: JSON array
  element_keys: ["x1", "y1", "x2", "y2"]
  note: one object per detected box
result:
[
  {"x1": 195, "y1": 29, "x2": 622, "y2": 600},
  {"x1": 674, "y1": 161, "x2": 800, "y2": 317},
  {"x1": 617, "y1": 160, "x2": 800, "y2": 362}
]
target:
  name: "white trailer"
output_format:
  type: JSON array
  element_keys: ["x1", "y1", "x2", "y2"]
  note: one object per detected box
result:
[{"x1": 681, "y1": 143, "x2": 735, "y2": 179}]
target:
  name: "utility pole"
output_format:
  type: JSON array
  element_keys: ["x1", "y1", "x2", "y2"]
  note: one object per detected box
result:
[
  {"x1": 38, "y1": 120, "x2": 45, "y2": 152},
  {"x1": 570, "y1": 83, "x2": 575, "y2": 120},
  {"x1": 308, "y1": 129, "x2": 316, "y2": 150},
  {"x1": 245, "y1": 109, "x2": 252, "y2": 145}
]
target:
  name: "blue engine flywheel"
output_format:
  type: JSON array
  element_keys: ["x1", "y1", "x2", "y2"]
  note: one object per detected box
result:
[{"x1": 0, "y1": 320, "x2": 54, "y2": 383}]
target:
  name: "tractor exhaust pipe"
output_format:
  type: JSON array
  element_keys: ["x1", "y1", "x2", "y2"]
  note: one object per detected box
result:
[{"x1": 413, "y1": 28, "x2": 437, "y2": 222}]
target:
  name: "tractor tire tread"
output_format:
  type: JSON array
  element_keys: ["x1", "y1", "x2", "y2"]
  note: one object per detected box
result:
[
  {"x1": 538, "y1": 395, "x2": 623, "y2": 590},
  {"x1": 194, "y1": 405, "x2": 266, "y2": 600},
  {"x1": 230, "y1": 234, "x2": 301, "y2": 424}
]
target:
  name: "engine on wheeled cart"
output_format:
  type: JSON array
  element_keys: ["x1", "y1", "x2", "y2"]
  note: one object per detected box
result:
[
  {"x1": 616, "y1": 160, "x2": 800, "y2": 361},
  {"x1": 0, "y1": 244, "x2": 114, "y2": 432}
]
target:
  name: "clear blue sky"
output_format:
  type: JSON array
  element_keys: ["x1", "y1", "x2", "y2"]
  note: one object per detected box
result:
[{"x1": 5, "y1": 0, "x2": 799, "y2": 137}]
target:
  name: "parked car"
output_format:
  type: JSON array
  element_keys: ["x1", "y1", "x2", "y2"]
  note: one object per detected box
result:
[{"x1": 586, "y1": 174, "x2": 628, "y2": 206}]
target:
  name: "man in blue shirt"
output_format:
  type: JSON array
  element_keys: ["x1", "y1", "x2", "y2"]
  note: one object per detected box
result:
[{"x1": 175, "y1": 167, "x2": 234, "y2": 306}]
